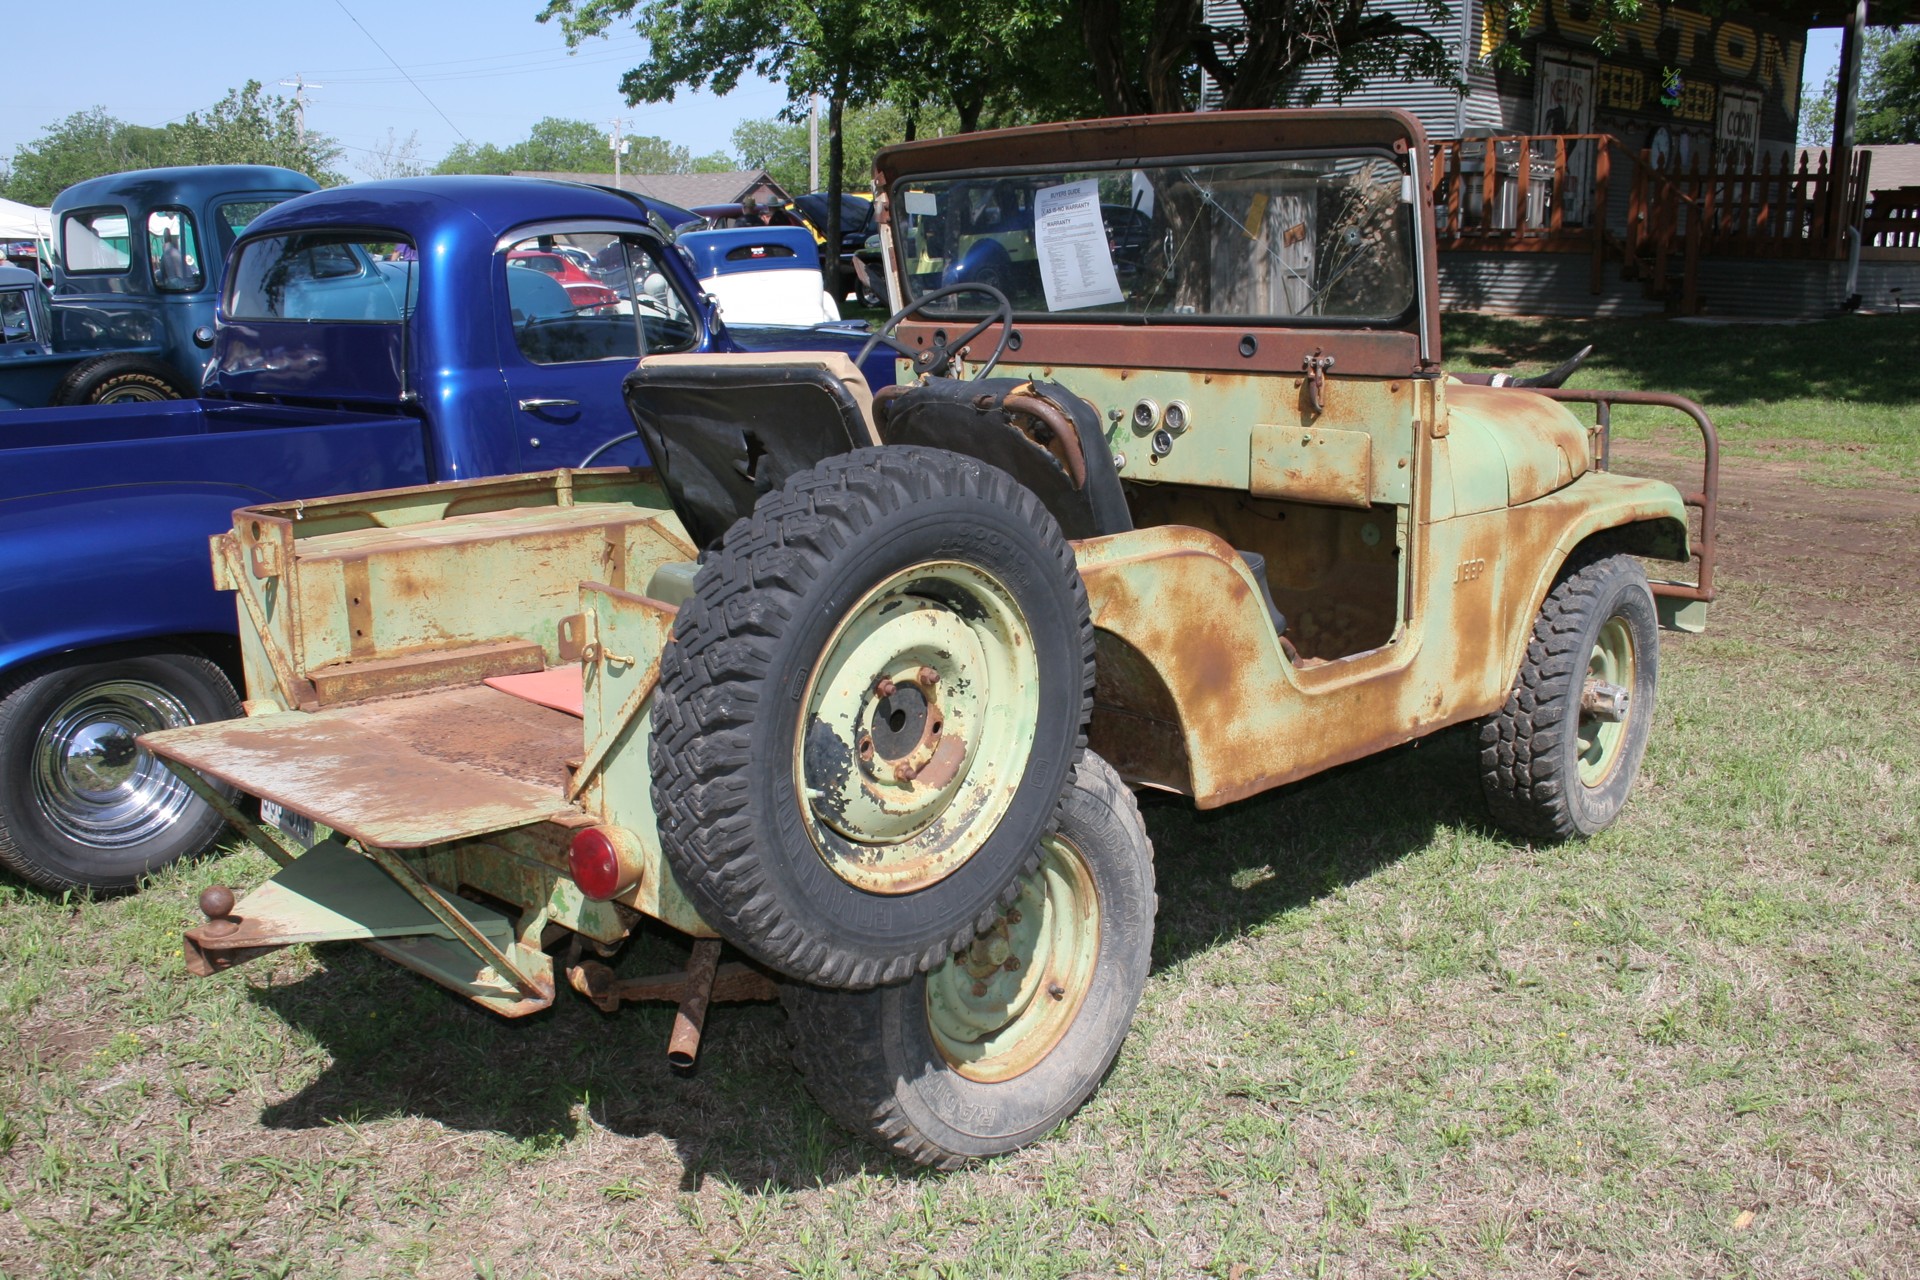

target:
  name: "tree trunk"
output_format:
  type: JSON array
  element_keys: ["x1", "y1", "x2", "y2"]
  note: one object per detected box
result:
[{"x1": 826, "y1": 88, "x2": 846, "y2": 300}]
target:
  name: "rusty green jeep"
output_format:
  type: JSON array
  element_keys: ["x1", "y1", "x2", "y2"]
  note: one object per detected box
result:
[{"x1": 144, "y1": 109, "x2": 1717, "y2": 1169}]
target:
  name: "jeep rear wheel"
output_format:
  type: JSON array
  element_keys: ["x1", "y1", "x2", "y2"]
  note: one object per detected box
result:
[
  {"x1": 784, "y1": 752, "x2": 1154, "y2": 1168},
  {"x1": 1479, "y1": 553, "x2": 1659, "y2": 841},
  {"x1": 650, "y1": 445, "x2": 1095, "y2": 989}
]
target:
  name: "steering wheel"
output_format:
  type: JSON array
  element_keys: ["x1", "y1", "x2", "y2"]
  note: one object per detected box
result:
[{"x1": 856, "y1": 282, "x2": 1013, "y2": 379}]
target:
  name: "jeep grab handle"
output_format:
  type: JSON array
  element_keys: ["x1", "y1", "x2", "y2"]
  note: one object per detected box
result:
[{"x1": 1536, "y1": 387, "x2": 1720, "y2": 606}]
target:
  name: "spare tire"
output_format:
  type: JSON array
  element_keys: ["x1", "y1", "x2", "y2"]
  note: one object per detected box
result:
[
  {"x1": 51, "y1": 354, "x2": 189, "y2": 406},
  {"x1": 650, "y1": 445, "x2": 1095, "y2": 989}
]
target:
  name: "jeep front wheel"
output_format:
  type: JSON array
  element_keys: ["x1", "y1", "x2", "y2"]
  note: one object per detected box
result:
[
  {"x1": 783, "y1": 752, "x2": 1154, "y2": 1168},
  {"x1": 1479, "y1": 553, "x2": 1659, "y2": 841},
  {"x1": 649, "y1": 446, "x2": 1095, "y2": 990}
]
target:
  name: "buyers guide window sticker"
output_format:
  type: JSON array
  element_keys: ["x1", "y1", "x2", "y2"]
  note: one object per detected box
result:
[{"x1": 1033, "y1": 179, "x2": 1123, "y2": 311}]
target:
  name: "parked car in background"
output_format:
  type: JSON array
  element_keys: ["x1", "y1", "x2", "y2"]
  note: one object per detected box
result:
[
  {"x1": 790, "y1": 190, "x2": 874, "y2": 286},
  {"x1": 677, "y1": 225, "x2": 850, "y2": 327},
  {"x1": 6, "y1": 166, "x2": 319, "y2": 407},
  {"x1": 507, "y1": 248, "x2": 619, "y2": 310}
]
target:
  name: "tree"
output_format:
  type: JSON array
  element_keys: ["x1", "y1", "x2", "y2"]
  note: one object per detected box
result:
[
  {"x1": 434, "y1": 117, "x2": 711, "y2": 175},
  {"x1": 1802, "y1": 26, "x2": 1920, "y2": 146},
  {"x1": 2, "y1": 84, "x2": 341, "y2": 206},
  {"x1": 1078, "y1": 0, "x2": 1459, "y2": 115},
  {"x1": 358, "y1": 129, "x2": 429, "y2": 181},
  {"x1": 166, "y1": 82, "x2": 344, "y2": 178},
  {"x1": 732, "y1": 102, "x2": 953, "y2": 193},
  {"x1": 540, "y1": 0, "x2": 907, "y2": 291}
]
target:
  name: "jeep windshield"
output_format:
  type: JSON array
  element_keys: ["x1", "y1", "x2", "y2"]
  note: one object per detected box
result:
[{"x1": 891, "y1": 153, "x2": 1416, "y2": 325}]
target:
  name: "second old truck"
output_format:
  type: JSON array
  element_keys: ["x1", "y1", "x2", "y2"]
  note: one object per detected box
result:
[
  {"x1": 144, "y1": 110, "x2": 1718, "y2": 1169},
  {"x1": 0, "y1": 177, "x2": 890, "y2": 894}
]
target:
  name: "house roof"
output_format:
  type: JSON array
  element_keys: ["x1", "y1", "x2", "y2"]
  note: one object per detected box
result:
[
  {"x1": 512, "y1": 170, "x2": 790, "y2": 209},
  {"x1": 1808, "y1": 145, "x2": 1920, "y2": 193}
]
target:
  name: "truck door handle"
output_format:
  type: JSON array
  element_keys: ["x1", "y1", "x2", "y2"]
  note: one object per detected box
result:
[{"x1": 518, "y1": 398, "x2": 579, "y2": 411}]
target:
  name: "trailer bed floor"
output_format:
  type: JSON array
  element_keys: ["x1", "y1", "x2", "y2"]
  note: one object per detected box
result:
[{"x1": 142, "y1": 684, "x2": 583, "y2": 848}]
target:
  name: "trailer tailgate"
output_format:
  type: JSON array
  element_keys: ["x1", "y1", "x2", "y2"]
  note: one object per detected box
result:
[{"x1": 140, "y1": 684, "x2": 585, "y2": 848}]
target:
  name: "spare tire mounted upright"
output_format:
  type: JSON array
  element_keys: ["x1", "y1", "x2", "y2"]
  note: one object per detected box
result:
[{"x1": 649, "y1": 444, "x2": 1096, "y2": 991}]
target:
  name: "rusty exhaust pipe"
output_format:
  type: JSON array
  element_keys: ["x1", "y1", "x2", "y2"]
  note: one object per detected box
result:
[{"x1": 667, "y1": 939, "x2": 722, "y2": 1069}]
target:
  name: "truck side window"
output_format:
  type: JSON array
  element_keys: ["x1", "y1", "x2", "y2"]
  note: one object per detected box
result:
[
  {"x1": 504, "y1": 234, "x2": 694, "y2": 366},
  {"x1": 0, "y1": 289, "x2": 33, "y2": 343},
  {"x1": 214, "y1": 200, "x2": 286, "y2": 263},
  {"x1": 147, "y1": 208, "x2": 204, "y2": 293},
  {"x1": 62, "y1": 207, "x2": 131, "y2": 274},
  {"x1": 228, "y1": 234, "x2": 415, "y2": 322}
]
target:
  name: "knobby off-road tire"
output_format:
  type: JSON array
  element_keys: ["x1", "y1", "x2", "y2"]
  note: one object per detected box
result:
[
  {"x1": 50, "y1": 354, "x2": 188, "y2": 406},
  {"x1": 650, "y1": 445, "x2": 1095, "y2": 990},
  {"x1": 0, "y1": 646, "x2": 242, "y2": 892},
  {"x1": 1479, "y1": 552, "x2": 1660, "y2": 841},
  {"x1": 783, "y1": 752, "x2": 1155, "y2": 1169}
]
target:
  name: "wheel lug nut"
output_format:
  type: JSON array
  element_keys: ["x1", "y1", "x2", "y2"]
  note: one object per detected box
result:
[
  {"x1": 917, "y1": 666, "x2": 939, "y2": 686},
  {"x1": 893, "y1": 761, "x2": 919, "y2": 783},
  {"x1": 971, "y1": 980, "x2": 990, "y2": 997},
  {"x1": 1047, "y1": 982, "x2": 1066, "y2": 1000},
  {"x1": 1003, "y1": 956, "x2": 1021, "y2": 972},
  {"x1": 875, "y1": 677, "x2": 896, "y2": 698},
  {"x1": 1005, "y1": 908, "x2": 1022, "y2": 925}
]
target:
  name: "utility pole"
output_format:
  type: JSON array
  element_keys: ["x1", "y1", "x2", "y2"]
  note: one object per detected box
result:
[
  {"x1": 608, "y1": 117, "x2": 632, "y2": 188},
  {"x1": 808, "y1": 96, "x2": 820, "y2": 192},
  {"x1": 278, "y1": 74, "x2": 323, "y2": 144}
]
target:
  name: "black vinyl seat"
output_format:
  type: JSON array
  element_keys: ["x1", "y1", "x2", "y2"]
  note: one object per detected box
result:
[
  {"x1": 622, "y1": 352, "x2": 877, "y2": 550},
  {"x1": 872, "y1": 377, "x2": 1132, "y2": 541}
]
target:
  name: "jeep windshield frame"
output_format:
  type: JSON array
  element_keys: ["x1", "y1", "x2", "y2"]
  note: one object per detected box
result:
[
  {"x1": 873, "y1": 110, "x2": 1442, "y2": 368},
  {"x1": 889, "y1": 148, "x2": 1418, "y2": 331}
]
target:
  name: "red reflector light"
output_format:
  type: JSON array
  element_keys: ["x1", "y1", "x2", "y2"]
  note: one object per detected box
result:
[{"x1": 569, "y1": 827, "x2": 625, "y2": 900}]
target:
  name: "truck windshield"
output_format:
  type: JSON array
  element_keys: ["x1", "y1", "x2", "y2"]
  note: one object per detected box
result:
[
  {"x1": 227, "y1": 234, "x2": 416, "y2": 322},
  {"x1": 892, "y1": 153, "x2": 1416, "y2": 324}
]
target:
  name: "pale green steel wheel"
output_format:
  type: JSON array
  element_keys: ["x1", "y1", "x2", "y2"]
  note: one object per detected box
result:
[
  {"x1": 783, "y1": 752, "x2": 1155, "y2": 1169},
  {"x1": 797, "y1": 561, "x2": 1040, "y2": 895},
  {"x1": 925, "y1": 832, "x2": 1099, "y2": 1082},
  {"x1": 1576, "y1": 616, "x2": 1637, "y2": 787}
]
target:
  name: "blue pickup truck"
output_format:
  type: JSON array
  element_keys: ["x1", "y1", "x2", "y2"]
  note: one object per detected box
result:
[
  {"x1": 0, "y1": 175, "x2": 889, "y2": 893},
  {"x1": 0, "y1": 166, "x2": 319, "y2": 409}
]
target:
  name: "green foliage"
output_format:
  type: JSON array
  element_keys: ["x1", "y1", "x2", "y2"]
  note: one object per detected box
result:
[
  {"x1": 731, "y1": 103, "x2": 955, "y2": 193},
  {"x1": 1479, "y1": 0, "x2": 1644, "y2": 74},
  {"x1": 435, "y1": 116, "x2": 724, "y2": 175},
  {"x1": 1801, "y1": 26, "x2": 1920, "y2": 146},
  {"x1": 1, "y1": 83, "x2": 341, "y2": 206}
]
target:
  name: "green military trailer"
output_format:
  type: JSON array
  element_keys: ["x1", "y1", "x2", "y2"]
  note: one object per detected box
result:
[{"x1": 143, "y1": 109, "x2": 1718, "y2": 1169}]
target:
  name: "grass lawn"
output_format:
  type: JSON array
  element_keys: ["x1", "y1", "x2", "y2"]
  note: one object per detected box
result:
[{"x1": 2, "y1": 313, "x2": 1916, "y2": 1279}]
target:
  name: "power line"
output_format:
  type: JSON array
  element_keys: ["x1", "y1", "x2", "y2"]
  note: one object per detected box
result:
[{"x1": 330, "y1": 0, "x2": 469, "y2": 143}]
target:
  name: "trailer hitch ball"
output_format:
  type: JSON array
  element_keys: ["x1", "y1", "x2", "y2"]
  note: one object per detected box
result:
[
  {"x1": 199, "y1": 885, "x2": 239, "y2": 939},
  {"x1": 569, "y1": 826, "x2": 647, "y2": 901}
]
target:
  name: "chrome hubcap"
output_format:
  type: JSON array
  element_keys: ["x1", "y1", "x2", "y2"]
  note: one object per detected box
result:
[{"x1": 32, "y1": 681, "x2": 199, "y2": 848}]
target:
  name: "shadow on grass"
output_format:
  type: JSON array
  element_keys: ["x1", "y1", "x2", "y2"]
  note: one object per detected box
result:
[
  {"x1": 1443, "y1": 311, "x2": 1920, "y2": 409},
  {"x1": 248, "y1": 725, "x2": 1494, "y2": 1187}
]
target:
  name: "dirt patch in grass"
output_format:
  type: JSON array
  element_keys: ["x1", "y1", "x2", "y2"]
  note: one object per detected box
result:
[{"x1": 1614, "y1": 438, "x2": 1920, "y2": 634}]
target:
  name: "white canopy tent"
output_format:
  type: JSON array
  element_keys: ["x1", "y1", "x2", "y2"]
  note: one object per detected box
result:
[{"x1": 0, "y1": 197, "x2": 53, "y2": 242}]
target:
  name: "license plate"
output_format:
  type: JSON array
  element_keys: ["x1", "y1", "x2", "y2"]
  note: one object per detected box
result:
[{"x1": 260, "y1": 798, "x2": 316, "y2": 848}]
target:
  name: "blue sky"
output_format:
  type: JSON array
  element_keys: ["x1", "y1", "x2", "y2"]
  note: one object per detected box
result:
[
  {"x1": 0, "y1": 2, "x2": 1846, "y2": 180},
  {"x1": 0, "y1": 0, "x2": 791, "y2": 177}
]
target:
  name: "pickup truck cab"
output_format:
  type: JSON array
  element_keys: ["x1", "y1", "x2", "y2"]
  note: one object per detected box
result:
[
  {"x1": 0, "y1": 176, "x2": 889, "y2": 894},
  {"x1": 0, "y1": 166, "x2": 319, "y2": 409}
]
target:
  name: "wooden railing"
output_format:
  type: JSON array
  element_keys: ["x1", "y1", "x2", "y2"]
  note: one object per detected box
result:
[
  {"x1": 1429, "y1": 134, "x2": 1874, "y2": 313},
  {"x1": 1863, "y1": 187, "x2": 1920, "y2": 250}
]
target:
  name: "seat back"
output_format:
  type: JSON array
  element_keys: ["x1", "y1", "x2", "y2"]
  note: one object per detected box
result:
[
  {"x1": 622, "y1": 351, "x2": 878, "y2": 550},
  {"x1": 873, "y1": 377, "x2": 1132, "y2": 541}
]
